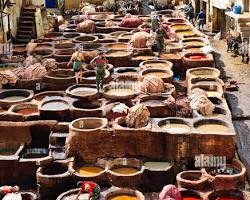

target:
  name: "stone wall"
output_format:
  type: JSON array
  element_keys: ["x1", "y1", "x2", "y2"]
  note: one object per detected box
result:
[{"x1": 2, "y1": 0, "x2": 23, "y2": 38}]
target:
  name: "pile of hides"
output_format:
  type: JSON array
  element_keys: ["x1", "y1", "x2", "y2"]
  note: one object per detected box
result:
[
  {"x1": 159, "y1": 185, "x2": 182, "y2": 200},
  {"x1": 0, "y1": 70, "x2": 18, "y2": 85},
  {"x1": 12, "y1": 56, "x2": 56, "y2": 81},
  {"x1": 140, "y1": 76, "x2": 165, "y2": 93},
  {"x1": 176, "y1": 95, "x2": 192, "y2": 118},
  {"x1": 42, "y1": 58, "x2": 57, "y2": 72},
  {"x1": 129, "y1": 31, "x2": 150, "y2": 48},
  {"x1": 76, "y1": 20, "x2": 95, "y2": 33},
  {"x1": 105, "y1": 20, "x2": 116, "y2": 27},
  {"x1": 74, "y1": 14, "x2": 90, "y2": 24},
  {"x1": 120, "y1": 15, "x2": 143, "y2": 28},
  {"x1": 189, "y1": 88, "x2": 215, "y2": 115},
  {"x1": 126, "y1": 104, "x2": 150, "y2": 128}
]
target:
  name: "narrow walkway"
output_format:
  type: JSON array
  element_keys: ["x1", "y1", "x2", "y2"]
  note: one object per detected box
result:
[{"x1": 212, "y1": 40, "x2": 250, "y2": 180}]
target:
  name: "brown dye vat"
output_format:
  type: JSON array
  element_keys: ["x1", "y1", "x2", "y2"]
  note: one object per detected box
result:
[
  {"x1": 41, "y1": 162, "x2": 68, "y2": 175},
  {"x1": 133, "y1": 55, "x2": 156, "y2": 61},
  {"x1": 194, "y1": 119, "x2": 229, "y2": 134},
  {"x1": 105, "y1": 50, "x2": 133, "y2": 67},
  {"x1": 54, "y1": 49, "x2": 75, "y2": 62},
  {"x1": 37, "y1": 162, "x2": 71, "y2": 199},
  {"x1": 109, "y1": 31, "x2": 128, "y2": 38},
  {"x1": 116, "y1": 67, "x2": 138, "y2": 77},
  {"x1": 45, "y1": 32, "x2": 63, "y2": 39},
  {"x1": 54, "y1": 43, "x2": 75, "y2": 49},
  {"x1": 99, "y1": 38, "x2": 117, "y2": 43},
  {"x1": 73, "y1": 100, "x2": 101, "y2": 110},
  {"x1": 34, "y1": 43, "x2": 53, "y2": 51},
  {"x1": 118, "y1": 33, "x2": 133, "y2": 42},
  {"x1": 160, "y1": 53, "x2": 181, "y2": 60},
  {"x1": 139, "y1": 60, "x2": 173, "y2": 71},
  {"x1": 106, "y1": 50, "x2": 132, "y2": 57},
  {"x1": 72, "y1": 100, "x2": 102, "y2": 118},
  {"x1": 74, "y1": 35, "x2": 98, "y2": 43},
  {"x1": 31, "y1": 49, "x2": 53, "y2": 57},
  {"x1": 105, "y1": 43, "x2": 128, "y2": 50},
  {"x1": 63, "y1": 32, "x2": 80, "y2": 39},
  {"x1": 15, "y1": 108, "x2": 38, "y2": 115},
  {"x1": 13, "y1": 45, "x2": 27, "y2": 55}
]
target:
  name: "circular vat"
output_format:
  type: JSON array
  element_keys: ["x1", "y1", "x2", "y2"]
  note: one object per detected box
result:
[
  {"x1": 69, "y1": 117, "x2": 108, "y2": 132},
  {"x1": 194, "y1": 119, "x2": 229, "y2": 134},
  {"x1": 66, "y1": 84, "x2": 98, "y2": 99},
  {"x1": 140, "y1": 60, "x2": 173, "y2": 71},
  {"x1": 158, "y1": 118, "x2": 191, "y2": 134},
  {"x1": 140, "y1": 68, "x2": 173, "y2": 83}
]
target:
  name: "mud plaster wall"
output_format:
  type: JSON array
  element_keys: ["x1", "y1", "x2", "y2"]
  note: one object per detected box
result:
[{"x1": 2, "y1": 0, "x2": 22, "y2": 37}]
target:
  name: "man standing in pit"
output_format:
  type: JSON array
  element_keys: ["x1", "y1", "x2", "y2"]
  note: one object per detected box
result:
[{"x1": 75, "y1": 181, "x2": 101, "y2": 200}]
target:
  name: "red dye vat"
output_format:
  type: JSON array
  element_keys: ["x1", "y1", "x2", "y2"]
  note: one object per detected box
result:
[
  {"x1": 15, "y1": 108, "x2": 38, "y2": 115},
  {"x1": 182, "y1": 197, "x2": 201, "y2": 200},
  {"x1": 188, "y1": 55, "x2": 207, "y2": 60},
  {"x1": 216, "y1": 198, "x2": 240, "y2": 200}
]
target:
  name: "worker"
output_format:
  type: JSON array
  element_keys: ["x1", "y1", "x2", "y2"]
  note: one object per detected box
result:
[
  {"x1": 241, "y1": 40, "x2": 249, "y2": 64},
  {"x1": 75, "y1": 181, "x2": 101, "y2": 200},
  {"x1": 151, "y1": 12, "x2": 160, "y2": 32},
  {"x1": 226, "y1": 33, "x2": 233, "y2": 52},
  {"x1": 159, "y1": 185, "x2": 182, "y2": 200},
  {"x1": 197, "y1": 9, "x2": 206, "y2": 31},
  {"x1": 59, "y1": 0, "x2": 65, "y2": 17},
  {"x1": 155, "y1": 27, "x2": 165, "y2": 57},
  {"x1": 67, "y1": 48, "x2": 85, "y2": 84},
  {"x1": 0, "y1": 186, "x2": 19, "y2": 200},
  {"x1": 92, "y1": 53, "x2": 108, "y2": 93},
  {"x1": 185, "y1": 2, "x2": 195, "y2": 25}
]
